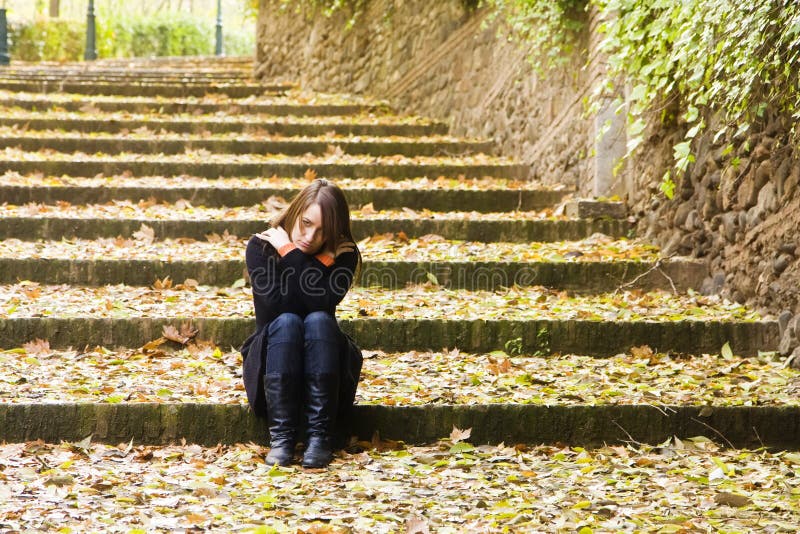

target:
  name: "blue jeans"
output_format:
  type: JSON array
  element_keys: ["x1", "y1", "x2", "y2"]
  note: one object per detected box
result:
[{"x1": 266, "y1": 311, "x2": 340, "y2": 376}]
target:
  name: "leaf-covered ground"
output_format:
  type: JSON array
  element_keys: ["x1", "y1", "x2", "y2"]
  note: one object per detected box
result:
[
  {"x1": 0, "y1": 110, "x2": 437, "y2": 127},
  {"x1": 0, "y1": 88, "x2": 388, "y2": 107},
  {"x1": 0, "y1": 234, "x2": 661, "y2": 263},
  {"x1": 0, "y1": 283, "x2": 759, "y2": 322},
  {"x1": 0, "y1": 147, "x2": 516, "y2": 166},
  {"x1": 1, "y1": 343, "x2": 797, "y2": 406},
  {"x1": 1, "y1": 437, "x2": 798, "y2": 533},
  {"x1": 0, "y1": 127, "x2": 479, "y2": 144},
  {"x1": 0, "y1": 172, "x2": 557, "y2": 191},
  {"x1": 0, "y1": 201, "x2": 561, "y2": 222}
]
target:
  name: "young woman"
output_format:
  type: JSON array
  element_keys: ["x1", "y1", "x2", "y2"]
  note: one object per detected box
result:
[{"x1": 240, "y1": 178, "x2": 362, "y2": 468}]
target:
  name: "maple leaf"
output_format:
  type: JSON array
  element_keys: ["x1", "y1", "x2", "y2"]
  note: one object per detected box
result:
[
  {"x1": 22, "y1": 338, "x2": 51, "y2": 356},
  {"x1": 152, "y1": 276, "x2": 173, "y2": 290},
  {"x1": 304, "y1": 168, "x2": 318, "y2": 181},
  {"x1": 133, "y1": 223, "x2": 155, "y2": 244},
  {"x1": 449, "y1": 426, "x2": 472, "y2": 443},
  {"x1": 162, "y1": 323, "x2": 197, "y2": 345}
]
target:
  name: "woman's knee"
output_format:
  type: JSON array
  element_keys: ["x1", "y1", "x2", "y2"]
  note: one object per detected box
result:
[
  {"x1": 304, "y1": 311, "x2": 338, "y2": 340},
  {"x1": 269, "y1": 312, "x2": 304, "y2": 338}
]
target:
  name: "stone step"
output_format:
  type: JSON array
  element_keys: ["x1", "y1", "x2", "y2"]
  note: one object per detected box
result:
[
  {"x1": 0, "y1": 214, "x2": 630, "y2": 242},
  {"x1": 0, "y1": 74, "x2": 253, "y2": 84},
  {"x1": 0, "y1": 283, "x2": 775, "y2": 355},
  {"x1": 0, "y1": 316, "x2": 775, "y2": 357},
  {"x1": 0, "y1": 81, "x2": 293, "y2": 98},
  {"x1": 1, "y1": 347, "x2": 794, "y2": 447},
  {"x1": 5, "y1": 346, "x2": 791, "y2": 409},
  {"x1": 0, "y1": 134, "x2": 492, "y2": 158},
  {"x1": 1, "y1": 443, "x2": 798, "y2": 534},
  {"x1": 0, "y1": 256, "x2": 700, "y2": 291},
  {"x1": 0, "y1": 156, "x2": 528, "y2": 180},
  {"x1": 31, "y1": 55, "x2": 252, "y2": 66},
  {"x1": 0, "y1": 97, "x2": 374, "y2": 115},
  {"x1": 3, "y1": 403, "x2": 793, "y2": 449},
  {"x1": 0, "y1": 175, "x2": 565, "y2": 212},
  {"x1": 0, "y1": 232, "x2": 701, "y2": 290},
  {"x1": 0, "y1": 115, "x2": 447, "y2": 136}
]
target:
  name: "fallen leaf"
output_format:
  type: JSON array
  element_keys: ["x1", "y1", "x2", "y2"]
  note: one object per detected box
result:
[
  {"x1": 450, "y1": 426, "x2": 472, "y2": 443},
  {"x1": 715, "y1": 492, "x2": 752, "y2": 507}
]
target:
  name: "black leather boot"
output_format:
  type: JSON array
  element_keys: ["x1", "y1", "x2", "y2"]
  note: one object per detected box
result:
[
  {"x1": 302, "y1": 373, "x2": 339, "y2": 468},
  {"x1": 264, "y1": 373, "x2": 300, "y2": 466}
]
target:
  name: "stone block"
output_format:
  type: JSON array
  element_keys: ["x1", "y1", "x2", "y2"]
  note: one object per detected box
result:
[
  {"x1": 757, "y1": 182, "x2": 778, "y2": 214},
  {"x1": 565, "y1": 200, "x2": 627, "y2": 219}
]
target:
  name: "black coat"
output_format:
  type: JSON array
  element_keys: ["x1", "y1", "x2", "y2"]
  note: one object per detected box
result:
[{"x1": 240, "y1": 236, "x2": 362, "y2": 431}]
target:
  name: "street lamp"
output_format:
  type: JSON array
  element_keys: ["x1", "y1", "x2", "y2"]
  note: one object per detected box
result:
[
  {"x1": 85, "y1": 0, "x2": 97, "y2": 60},
  {"x1": 215, "y1": 0, "x2": 223, "y2": 56},
  {"x1": 0, "y1": 0, "x2": 10, "y2": 66}
]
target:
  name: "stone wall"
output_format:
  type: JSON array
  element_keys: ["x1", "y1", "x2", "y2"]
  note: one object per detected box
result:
[
  {"x1": 628, "y1": 109, "x2": 800, "y2": 360},
  {"x1": 256, "y1": 0, "x2": 595, "y2": 190},
  {"x1": 256, "y1": 0, "x2": 800, "y2": 358}
]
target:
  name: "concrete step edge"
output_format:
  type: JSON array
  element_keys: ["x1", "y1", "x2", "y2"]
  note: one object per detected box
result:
[
  {"x1": 0, "y1": 257, "x2": 706, "y2": 292},
  {"x1": 0, "y1": 316, "x2": 779, "y2": 356},
  {"x1": 0, "y1": 217, "x2": 633, "y2": 242},
  {"x1": 0, "y1": 403, "x2": 795, "y2": 449},
  {"x1": 0, "y1": 184, "x2": 567, "y2": 212}
]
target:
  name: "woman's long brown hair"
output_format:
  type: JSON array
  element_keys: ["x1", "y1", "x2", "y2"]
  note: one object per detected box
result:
[{"x1": 271, "y1": 177, "x2": 362, "y2": 282}]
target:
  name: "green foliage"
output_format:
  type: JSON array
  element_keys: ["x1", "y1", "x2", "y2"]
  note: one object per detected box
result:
[
  {"x1": 592, "y1": 0, "x2": 800, "y2": 195},
  {"x1": 485, "y1": 0, "x2": 587, "y2": 71},
  {"x1": 97, "y1": 14, "x2": 214, "y2": 58},
  {"x1": 8, "y1": 18, "x2": 84, "y2": 61},
  {"x1": 7, "y1": 13, "x2": 254, "y2": 60}
]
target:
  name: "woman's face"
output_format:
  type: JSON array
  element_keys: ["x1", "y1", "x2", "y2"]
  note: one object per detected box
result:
[{"x1": 290, "y1": 202, "x2": 325, "y2": 254}]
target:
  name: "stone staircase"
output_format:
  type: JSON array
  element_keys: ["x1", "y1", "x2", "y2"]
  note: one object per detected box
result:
[{"x1": 0, "y1": 57, "x2": 790, "y2": 450}]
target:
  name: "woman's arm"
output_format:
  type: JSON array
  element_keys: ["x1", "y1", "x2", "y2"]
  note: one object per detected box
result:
[
  {"x1": 279, "y1": 247, "x2": 358, "y2": 314},
  {"x1": 245, "y1": 235, "x2": 290, "y2": 329}
]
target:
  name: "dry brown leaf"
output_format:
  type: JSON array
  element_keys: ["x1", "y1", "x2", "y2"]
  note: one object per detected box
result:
[
  {"x1": 141, "y1": 337, "x2": 167, "y2": 352},
  {"x1": 180, "y1": 322, "x2": 199, "y2": 340},
  {"x1": 133, "y1": 224, "x2": 155, "y2": 244},
  {"x1": 405, "y1": 516, "x2": 431, "y2": 534},
  {"x1": 630, "y1": 345, "x2": 654, "y2": 359},
  {"x1": 361, "y1": 202, "x2": 376, "y2": 214},
  {"x1": 163, "y1": 325, "x2": 193, "y2": 345},
  {"x1": 715, "y1": 491, "x2": 752, "y2": 507},
  {"x1": 449, "y1": 426, "x2": 472, "y2": 443},
  {"x1": 262, "y1": 195, "x2": 288, "y2": 211},
  {"x1": 152, "y1": 276, "x2": 173, "y2": 290},
  {"x1": 22, "y1": 338, "x2": 51, "y2": 356}
]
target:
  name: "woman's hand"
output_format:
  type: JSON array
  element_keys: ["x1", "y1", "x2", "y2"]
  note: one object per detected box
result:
[{"x1": 253, "y1": 226, "x2": 291, "y2": 251}]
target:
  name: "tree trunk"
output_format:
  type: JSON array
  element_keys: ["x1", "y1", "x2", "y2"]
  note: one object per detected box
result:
[{"x1": 49, "y1": 0, "x2": 60, "y2": 18}]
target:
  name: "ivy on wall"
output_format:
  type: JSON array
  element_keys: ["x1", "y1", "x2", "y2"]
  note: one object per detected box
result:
[
  {"x1": 484, "y1": 0, "x2": 586, "y2": 71},
  {"x1": 593, "y1": 0, "x2": 800, "y2": 198},
  {"x1": 269, "y1": 0, "x2": 800, "y2": 198}
]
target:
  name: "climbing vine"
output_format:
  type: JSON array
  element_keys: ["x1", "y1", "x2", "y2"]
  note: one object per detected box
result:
[
  {"x1": 264, "y1": 0, "x2": 800, "y2": 198},
  {"x1": 484, "y1": 0, "x2": 587, "y2": 71},
  {"x1": 593, "y1": 0, "x2": 800, "y2": 198}
]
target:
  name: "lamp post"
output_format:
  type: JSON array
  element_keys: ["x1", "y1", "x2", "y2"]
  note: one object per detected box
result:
[
  {"x1": 84, "y1": 0, "x2": 97, "y2": 60},
  {"x1": 0, "y1": 0, "x2": 10, "y2": 66},
  {"x1": 215, "y1": 0, "x2": 223, "y2": 56}
]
